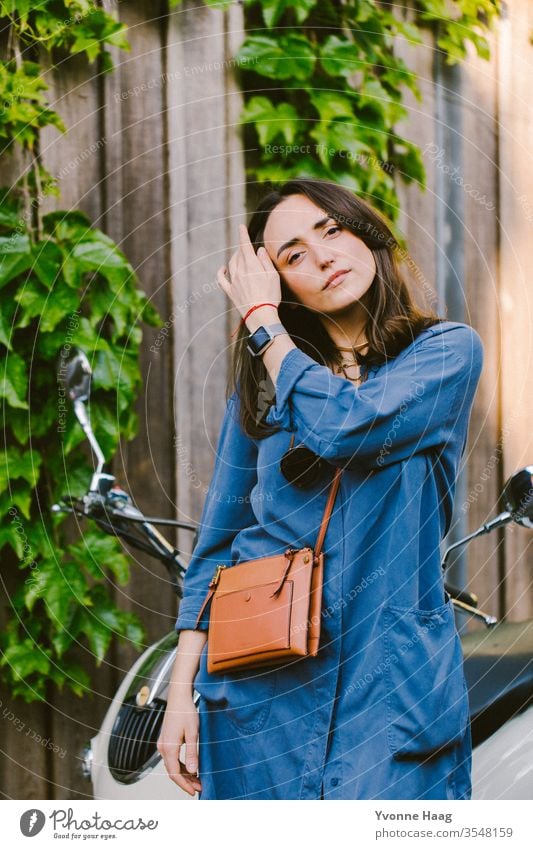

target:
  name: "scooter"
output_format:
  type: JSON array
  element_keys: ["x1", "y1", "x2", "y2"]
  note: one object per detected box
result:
[{"x1": 53, "y1": 351, "x2": 533, "y2": 800}]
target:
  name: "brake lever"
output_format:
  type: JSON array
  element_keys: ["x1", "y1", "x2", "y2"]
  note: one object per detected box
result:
[
  {"x1": 53, "y1": 488, "x2": 188, "y2": 593},
  {"x1": 51, "y1": 502, "x2": 73, "y2": 514},
  {"x1": 52, "y1": 496, "x2": 87, "y2": 515}
]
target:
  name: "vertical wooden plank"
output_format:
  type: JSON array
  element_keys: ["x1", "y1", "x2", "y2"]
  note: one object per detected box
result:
[
  {"x1": 497, "y1": 0, "x2": 533, "y2": 621},
  {"x1": 394, "y1": 3, "x2": 507, "y2": 626},
  {"x1": 224, "y1": 0, "x2": 248, "y2": 337},
  {"x1": 38, "y1": 47, "x2": 114, "y2": 799},
  {"x1": 166, "y1": 0, "x2": 246, "y2": 558},
  {"x1": 394, "y1": 3, "x2": 439, "y2": 313},
  {"x1": 100, "y1": 1, "x2": 178, "y2": 657},
  {"x1": 460, "y1": 22, "x2": 502, "y2": 621},
  {"x1": 39, "y1": 52, "x2": 103, "y2": 217}
]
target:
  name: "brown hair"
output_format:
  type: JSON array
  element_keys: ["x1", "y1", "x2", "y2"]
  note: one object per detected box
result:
[{"x1": 229, "y1": 178, "x2": 443, "y2": 440}]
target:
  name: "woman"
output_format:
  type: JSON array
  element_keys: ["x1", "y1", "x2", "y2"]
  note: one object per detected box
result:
[{"x1": 158, "y1": 178, "x2": 484, "y2": 800}]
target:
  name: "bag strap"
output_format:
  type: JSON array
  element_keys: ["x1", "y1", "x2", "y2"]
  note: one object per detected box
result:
[
  {"x1": 193, "y1": 571, "x2": 222, "y2": 630},
  {"x1": 314, "y1": 465, "x2": 343, "y2": 561},
  {"x1": 286, "y1": 433, "x2": 343, "y2": 562}
]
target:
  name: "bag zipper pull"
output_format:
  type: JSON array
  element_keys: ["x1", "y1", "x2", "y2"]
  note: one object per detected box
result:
[
  {"x1": 193, "y1": 565, "x2": 226, "y2": 629},
  {"x1": 210, "y1": 564, "x2": 226, "y2": 588},
  {"x1": 270, "y1": 548, "x2": 298, "y2": 599}
]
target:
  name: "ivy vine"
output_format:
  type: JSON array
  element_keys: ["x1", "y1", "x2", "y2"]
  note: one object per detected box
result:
[{"x1": 0, "y1": 1, "x2": 160, "y2": 702}]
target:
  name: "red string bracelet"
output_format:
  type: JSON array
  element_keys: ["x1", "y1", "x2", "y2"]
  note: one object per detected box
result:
[{"x1": 230, "y1": 302, "x2": 279, "y2": 338}]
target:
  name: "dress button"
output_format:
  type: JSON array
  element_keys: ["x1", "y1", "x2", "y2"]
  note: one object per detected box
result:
[{"x1": 330, "y1": 777, "x2": 339, "y2": 787}]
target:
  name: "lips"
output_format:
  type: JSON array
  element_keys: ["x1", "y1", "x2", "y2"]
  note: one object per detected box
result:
[{"x1": 324, "y1": 269, "x2": 351, "y2": 289}]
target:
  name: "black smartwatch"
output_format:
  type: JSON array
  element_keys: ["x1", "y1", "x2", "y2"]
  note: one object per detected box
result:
[{"x1": 246, "y1": 323, "x2": 288, "y2": 358}]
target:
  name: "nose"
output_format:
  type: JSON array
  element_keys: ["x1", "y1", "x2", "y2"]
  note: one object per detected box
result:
[{"x1": 311, "y1": 242, "x2": 336, "y2": 269}]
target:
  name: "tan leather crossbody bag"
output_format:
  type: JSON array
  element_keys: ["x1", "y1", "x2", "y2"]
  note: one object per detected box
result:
[{"x1": 193, "y1": 466, "x2": 343, "y2": 674}]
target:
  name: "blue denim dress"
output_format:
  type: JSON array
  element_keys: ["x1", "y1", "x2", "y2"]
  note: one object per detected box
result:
[{"x1": 175, "y1": 320, "x2": 484, "y2": 800}]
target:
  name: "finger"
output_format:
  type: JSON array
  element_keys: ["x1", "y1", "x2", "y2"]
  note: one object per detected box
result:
[
  {"x1": 178, "y1": 758, "x2": 202, "y2": 794},
  {"x1": 239, "y1": 223, "x2": 252, "y2": 246},
  {"x1": 257, "y1": 246, "x2": 275, "y2": 269},
  {"x1": 179, "y1": 757, "x2": 202, "y2": 787},
  {"x1": 170, "y1": 764, "x2": 200, "y2": 797},
  {"x1": 160, "y1": 747, "x2": 186, "y2": 785},
  {"x1": 228, "y1": 249, "x2": 240, "y2": 279},
  {"x1": 184, "y1": 731, "x2": 199, "y2": 774},
  {"x1": 174, "y1": 776, "x2": 196, "y2": 797},
  {"x1": 239, "y1": 223, "x2": 258, "y2": 262},
  {"x1": 216, "y1": 267, "x2": 230, "y2": 293},
  {"x1": 162, "y1": 751, "x2": 201, "y2": 796}
]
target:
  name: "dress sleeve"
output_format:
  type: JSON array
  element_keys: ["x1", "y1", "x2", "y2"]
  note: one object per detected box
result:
[
  {"x1": 174, "y1": 391, "x2": 258, "y2": 632},
  {"x1": 264, "y1": 323, "x2": 484, "y2": 470}
]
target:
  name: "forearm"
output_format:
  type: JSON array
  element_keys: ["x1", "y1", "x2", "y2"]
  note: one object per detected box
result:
[
  {"x1": 245, "y1": 305, "x2": 296, "y2": 383},
  {"x1": 257, "y1": 323, "x2": 483, "y2": 470},
  {"x1": 167, "y1": 629, "x2": 207, "y2": 704}
]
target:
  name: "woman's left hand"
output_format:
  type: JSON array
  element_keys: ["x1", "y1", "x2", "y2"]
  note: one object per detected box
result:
[{"x1": 217, "y1": 224, "x2": 282, "y2": 319}]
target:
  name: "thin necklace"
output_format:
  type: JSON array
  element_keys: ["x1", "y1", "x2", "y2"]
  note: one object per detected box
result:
[
  {"x1": 336, "y1": 342, "x2": 368, "y2": 352},
  {"x1": 329, "y1": 334, "x2": 368, "y2": 382},
  {"x1": 332, "y1": 361, "x2": 366, "y2": 383},
  {"x1": 331, "y1": 346, "x2": 368, "y2": 383}
]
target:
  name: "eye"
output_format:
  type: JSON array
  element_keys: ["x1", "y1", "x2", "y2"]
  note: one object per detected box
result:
[
  {"x1": 286, "y1": 225, "x2": 341, "y2": 265},
  {"x1": 287, "y1": 251, "x2": 302, "y2": 266}
]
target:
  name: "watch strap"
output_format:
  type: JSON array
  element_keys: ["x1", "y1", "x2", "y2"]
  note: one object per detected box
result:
[
  {"x1": 263, "y1": 322, "x2": 287, "y2": 336},
  {"x1": 247, "y1": 322, "x2": 288, "y2": 357}
]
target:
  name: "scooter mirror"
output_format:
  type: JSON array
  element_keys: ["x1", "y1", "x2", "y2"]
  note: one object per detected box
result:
[
  {"x1": 63, "y1": 350, "x2": 92, "y2": 403},
  {"x1": 502, "y1": 466, "x2": 533, "y2": 529}
]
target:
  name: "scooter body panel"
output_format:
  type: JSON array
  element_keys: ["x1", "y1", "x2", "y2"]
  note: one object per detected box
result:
[
  {"x1": 88, "y1": 634, "x2": 194, "y2": 800},
  {"x1": 472, "y1": 706, "x2": 533, "y2": 799}
]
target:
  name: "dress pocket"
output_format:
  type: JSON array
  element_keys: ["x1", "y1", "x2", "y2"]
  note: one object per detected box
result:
[
  {"x1": 383, "y1": 599, "x2": 469, "y2": 760},
  {"x1": 223, "y1": 664, "x2": 278, "y2": 735}
]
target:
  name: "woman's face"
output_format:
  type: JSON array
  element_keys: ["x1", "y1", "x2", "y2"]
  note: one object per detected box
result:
[{"x1": 262, "y1": 194, "x2": 376, "y2": 315}]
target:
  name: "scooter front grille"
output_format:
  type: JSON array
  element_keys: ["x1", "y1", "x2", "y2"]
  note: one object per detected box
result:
[{"x1": 108, "y1": 696, "x2": 166, "y2": 783}]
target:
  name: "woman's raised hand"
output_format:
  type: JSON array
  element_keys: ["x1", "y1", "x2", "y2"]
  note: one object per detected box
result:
[{"x1": 217, "y1": 224, "x2": 282, "y2": 319}]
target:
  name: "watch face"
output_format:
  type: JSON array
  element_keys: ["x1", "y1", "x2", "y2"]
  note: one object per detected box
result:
[{"x1": 248, "y1": 325, "x2": 271, "y2": 354}]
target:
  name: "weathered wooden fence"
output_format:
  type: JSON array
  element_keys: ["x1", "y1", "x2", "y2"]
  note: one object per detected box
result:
[{"x1": 0, "y1": 0, "x2": 531, "y2": 799}]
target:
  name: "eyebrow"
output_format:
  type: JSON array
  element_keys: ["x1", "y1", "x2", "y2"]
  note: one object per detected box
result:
[{"x1": 276, "y1": 215, "x2": 335, "y2": 260}]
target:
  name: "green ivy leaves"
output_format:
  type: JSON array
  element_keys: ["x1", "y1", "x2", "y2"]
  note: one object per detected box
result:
[
  {"x1": 0, "y1": 1, "x2": 130, "y2": 71},
  {"x1": 257, "y1": 0, "x2": 318, "y2": 29},
  {"x1": 238, "y1": 34, "x2": 316, "y2": 80},
  {"x1": 0, "y1": 199, "x2": 160, "y2": 700},
  {"x1": 0, "y1": 234, "x2": 33, "y2": 288},
  {"x1": 241, "y1": 97, "x2": 300, "y2": 146},
  {"x1": 418, "y1": 0, "x2": 499, "y2": 64},
  {"x1": 237, "y1": 0, "x2": 499, "y2": 218},
  {"x1": 0, "y1": 59, "x2": 66, "y2": 150},
  {"x1": 1, "y1": 352, "x2": 28, "y2": 412}
]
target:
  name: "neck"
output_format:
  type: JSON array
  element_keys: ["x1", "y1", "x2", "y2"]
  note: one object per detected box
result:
[{"x1": 318, "y1": 302, "x2": 368, "y2": 351}]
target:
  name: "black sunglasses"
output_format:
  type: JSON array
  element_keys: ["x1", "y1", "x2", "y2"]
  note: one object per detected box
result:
[{"x1": 280, "y1": 434, "x2": 328, "y2": 489}]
